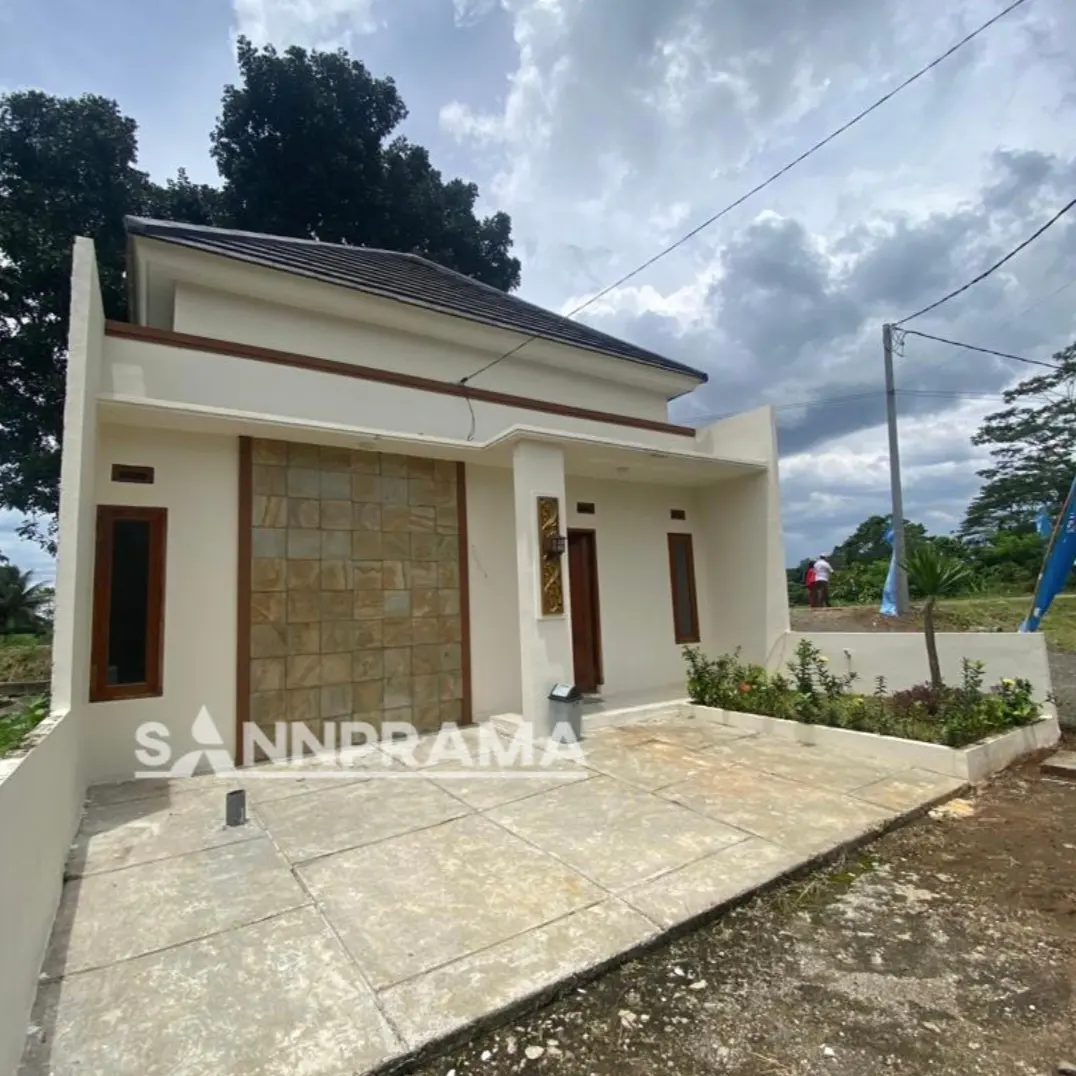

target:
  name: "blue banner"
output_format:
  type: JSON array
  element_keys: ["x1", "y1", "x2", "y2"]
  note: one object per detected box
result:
[
  {"x1": 880, "y1": 522, "x2": 898, "y2": 617},
  {"x1": 1021, "y1": 477, "x2": 1076, "y2": 632},
  {"x1": 1036, "y1": 506, "x2": 1052, "y2": 539}
]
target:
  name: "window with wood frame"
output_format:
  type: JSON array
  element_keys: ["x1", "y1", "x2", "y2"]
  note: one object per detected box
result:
[
  {"x1": 667, "y1": 532, "x2": 700, "y2": 644},
  {"x1": 91, "y1": 506, "x2": 167, "y2": 702}
]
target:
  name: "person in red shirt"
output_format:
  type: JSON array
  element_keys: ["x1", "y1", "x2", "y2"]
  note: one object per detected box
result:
[{"x1": 805, "y1": 564, "x2": 817, "y2": 609}]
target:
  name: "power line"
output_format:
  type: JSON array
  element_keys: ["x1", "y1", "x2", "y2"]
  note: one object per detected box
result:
[
  {"x1": 1005, "y1": 276, "x2": 1076, "y2": 322},
  {"x1": 894, "y1": 194, "x2": 1076, "y2": 326},
  {"x1": 458, "y1": 0, "x2": 1032, "y2": 391},
  {"x1": 896, "y1": 328, "x2": 1061, "y2": 369}
]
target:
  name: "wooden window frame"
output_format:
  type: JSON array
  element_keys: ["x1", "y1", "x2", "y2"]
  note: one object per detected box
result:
[
  {"x1": 91, "y1": 505, "x2": 168, "y2": 702},
  {"x1": 667, "y1": 532, "x2": 700, "y2": 645}
]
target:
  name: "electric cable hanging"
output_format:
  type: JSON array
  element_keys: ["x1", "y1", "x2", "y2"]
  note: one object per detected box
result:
[
  {"x1": 896, "y1": 328, "x2": 1061, "y2": 370},
  {"x1": 457, "y1": 0, "x2": 1032, "y2": 394}
]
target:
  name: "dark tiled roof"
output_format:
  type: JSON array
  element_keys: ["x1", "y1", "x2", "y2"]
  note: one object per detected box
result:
[{"x1": 125, "y1": 217, "x2": 707, "y2": 383}]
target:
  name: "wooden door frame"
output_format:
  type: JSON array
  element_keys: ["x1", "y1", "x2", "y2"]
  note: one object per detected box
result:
[{"x1": 567, "y1": 528, "x2": 604, "y2": 689}]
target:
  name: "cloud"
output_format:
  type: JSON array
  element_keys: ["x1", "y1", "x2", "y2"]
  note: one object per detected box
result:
[
  {"x1": 0, "y1": 511, "x2": 55, "y2": 584},
  {"x1": 232, "y1": 0, "x2": 380, "y2": 49}
]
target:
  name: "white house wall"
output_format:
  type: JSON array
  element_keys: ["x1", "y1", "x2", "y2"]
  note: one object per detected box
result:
[
  {"x1": 172, "y1": 283, "x2": 670, "y2": 422},
  {"x1": 87, "y1": 426, "x2": 238, "y2": 782}
]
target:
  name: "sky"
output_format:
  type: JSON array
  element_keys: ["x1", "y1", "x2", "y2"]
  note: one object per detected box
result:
[{"x1": 2, "y1": 0, "x2": 1075, "y2": 582}]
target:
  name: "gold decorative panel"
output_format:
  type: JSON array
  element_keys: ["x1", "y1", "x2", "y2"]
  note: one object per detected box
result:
[{"x1": 537, "y1": 495, "x2": 564, "y2": 616}]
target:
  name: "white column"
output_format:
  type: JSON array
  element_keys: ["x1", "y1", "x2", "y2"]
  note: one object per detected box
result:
[{"x1": 512, "y1": 441, "x2": 574, "y2": 734}]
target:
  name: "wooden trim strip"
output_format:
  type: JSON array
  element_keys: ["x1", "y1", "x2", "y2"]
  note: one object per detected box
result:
[
  {"x1": 104, "y1": 320, "x2": 697, "y2": 439},
  {"x1": 235, "y1": 436, "x2": 253, "y2": 766},
  {"x1": 456, "y1": 461, "x2": 472, "y2": 726}
]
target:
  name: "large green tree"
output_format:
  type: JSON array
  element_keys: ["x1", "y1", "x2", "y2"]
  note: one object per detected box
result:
[
  {"x1": 961, "y1": 341, "x2": 1076, "y2": 541},
  {"x1": 211, "y1": 38, "x2": 521, "y2": 290},
  {"x1": 1, "y1": 42, "x2": 521, "y2": 549},
  {"x1": 831, "y1": 514, "x2": 926, "y2": 567}
]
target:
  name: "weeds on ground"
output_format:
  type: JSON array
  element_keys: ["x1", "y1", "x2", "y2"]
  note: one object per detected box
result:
[{"x1": 0, "y1": 695, "x2": 50, "y2": 756}]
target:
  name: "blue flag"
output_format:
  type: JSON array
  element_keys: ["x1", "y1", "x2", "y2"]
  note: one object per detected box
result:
[
  {"x1": 880, "y1": 521, "x2": 898, "y2": 617},
  {"x1": 1035, "y1": 506, "x2": 1052, "y2": 539},
  {"x1": 1021, "y1": 477, "x2": 1076, "y2": 632}
]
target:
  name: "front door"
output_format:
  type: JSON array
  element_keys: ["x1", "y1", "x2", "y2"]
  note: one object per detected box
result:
[{"x1": 568, "y1": 529, "x2": 602, "y2": 693}]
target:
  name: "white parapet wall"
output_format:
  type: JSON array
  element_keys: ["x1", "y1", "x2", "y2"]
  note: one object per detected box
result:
[
  {"x1": 770, "y1": 630, "x2": 1061, "y2": 724},
  {"x1": 0, "y1": 714, "x2": 86, "y2": 1076}
]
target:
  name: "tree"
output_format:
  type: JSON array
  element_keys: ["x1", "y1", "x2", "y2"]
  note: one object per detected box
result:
[
  {"x1": 832, "y1": 514, "x2": 926, "y2": 568},
  {"x1": 211, "y1": 38, "x2": 521, "y2": 291},
  {"x1": 902, "y1": 545, "x2": 971, "y2": 690},
  {"x1": 961, "y1": 341, "x2": 1076, "y2": 541},
  {"x1": 0, "y1": 564, "x2": 50, "y2": 634}
]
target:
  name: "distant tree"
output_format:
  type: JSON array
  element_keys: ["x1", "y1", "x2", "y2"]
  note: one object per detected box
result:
[
  {"x1": 961, "y1": 341, "x2": 1076, "y2": 541},
  {"x1": 211, "y1": 37, "x2": 521, "y2": 291},
  {"x1": 0, "y1": 564, "x2": 50, "y2": 634},
  {"x1": 902, "y1": 545, "x2": 971, "y2": 690},
  {"x1": 142, "y1": 167, "x2": 223, "y2": 226},
  {"x1": 832, "y1": 514, "x2": 926, "y2": 567}
]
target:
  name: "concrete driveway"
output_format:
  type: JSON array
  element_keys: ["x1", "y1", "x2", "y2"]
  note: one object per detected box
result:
[{"x1": 20, "y1": 708, "x2": 964, "y2": 1075}]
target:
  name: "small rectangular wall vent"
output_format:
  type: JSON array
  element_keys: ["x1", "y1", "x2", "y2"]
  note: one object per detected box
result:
[
  {"x1": 670, "y1": 508, "x2": 686, "y2": 521},
  {"x1": 111, "y1": 464, "x2": 155, "y2": 485},
  {"x1": 576, "y1": 502, "x2": 596, "y2": 515}
]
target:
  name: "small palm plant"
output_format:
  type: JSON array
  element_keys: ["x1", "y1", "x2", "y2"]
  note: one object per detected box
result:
[
  {"x1": 0, "y1": 565, "x2": 51, "y2": 635},
  {"x1": 901, "y1": 544, "x2": 971, "y2": 690}
]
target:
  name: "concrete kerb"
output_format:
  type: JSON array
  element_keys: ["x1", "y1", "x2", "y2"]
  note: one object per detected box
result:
[
  {"x1": 692, "y1": 705, "x2": 1060, "y2": 781},
  {"x1": 364, "y1": 778, "x2": 969, "y2": 1076}
]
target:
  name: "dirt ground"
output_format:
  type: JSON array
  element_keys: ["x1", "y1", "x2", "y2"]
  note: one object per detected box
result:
[{"x1": 413, "y1": 746, "x2": 1076, "y2": 1076}]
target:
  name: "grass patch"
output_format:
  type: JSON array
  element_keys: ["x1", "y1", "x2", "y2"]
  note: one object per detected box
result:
[
  {"x1": 934, "y1": 594, "x2": 1076, "y2": 652},
  {"x1": 0, "y1": 639, "x2": 51, "y2": 683},
  {"x1": 0, "y1": 695, "x2": 50, "y2": 756}
]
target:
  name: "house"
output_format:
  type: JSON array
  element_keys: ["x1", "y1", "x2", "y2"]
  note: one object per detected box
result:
[{"x1": 51, "y1": 218, "x2": 789, "y2": 781}]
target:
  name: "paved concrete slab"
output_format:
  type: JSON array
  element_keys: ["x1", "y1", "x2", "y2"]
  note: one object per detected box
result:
[
  {"x1": 850, "y1": 768, "x2": 967, "y2": 811},
  {"x1": 253, "y1": 773, "x2": 468, "y2": 862},
  {"x1": 579, "y1": 733, "x2": 732, "y2": 791},
  {"x1": 240, "y1": 744, "x2": 393, "y2": 804},
  {"x1": 22, "y1": 906, "x2": 400, "y2": 1076},
  {"x1": 488, "y1": 775, "x2": 748, "y2": 891},
  {"x1": 69, "y1": 785, "x2": 263, "y2": 877},
  {"x1": 43, "y1": 838, "x2": 308, "y2": 977},
  {"x1": 613, "y1": 714, "x2": 753, "y2": 752},
  {"x1": 717, "y1": 736, "x2": 899, "y2": 793},
  {"x1": 298, "y1": 813, "x2": 605, "y2": 989},
  {"x1": 379, "y1": 898, "x2": 656, "y2": 1050},
  {"x1": 1042, "y1": 749, "x2": 1076, "y2": 780}
]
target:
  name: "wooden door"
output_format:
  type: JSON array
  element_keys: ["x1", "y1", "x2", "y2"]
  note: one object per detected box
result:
[{"x1": 568, "y1": 529, "x2": 603, "y2": 693}]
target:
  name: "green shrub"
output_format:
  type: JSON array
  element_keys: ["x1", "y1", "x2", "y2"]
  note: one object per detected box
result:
[{"x1": 0, "y1": 694, "x2": 50, "y2": 755}]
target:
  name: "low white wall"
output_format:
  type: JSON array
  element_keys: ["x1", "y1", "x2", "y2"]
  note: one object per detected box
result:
[
  {"x1": 87, "y1": 425, "x2": 239, "y2": 782},
  {"x1": 773, "y1": 631, "x2": 1056, "y2": 715},
  {"x1": 0, "y1": 714, "x2": 86, "y2": 1076}
]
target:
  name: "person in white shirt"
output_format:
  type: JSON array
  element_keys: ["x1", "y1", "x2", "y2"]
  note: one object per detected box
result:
[{"x1": 812, "y1": 555, "x2": 833, "y2": 608}]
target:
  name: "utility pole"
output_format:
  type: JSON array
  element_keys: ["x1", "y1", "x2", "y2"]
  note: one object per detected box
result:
[{"x1": 883, "y1": 323, "x2": 911, "y2": 614}]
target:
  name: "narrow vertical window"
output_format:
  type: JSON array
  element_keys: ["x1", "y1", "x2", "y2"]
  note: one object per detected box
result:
[
  {"x1": 667, "y1": 533, "x2": 699, "y2": 644},
  {"x1": 91, "y1": 506, "x2": 167, "y2": 701}
]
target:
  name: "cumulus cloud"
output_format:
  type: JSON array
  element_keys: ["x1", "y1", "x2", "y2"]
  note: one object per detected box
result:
[{"x1": 232, "y1": 0, "x2": 380, "y2": 49}]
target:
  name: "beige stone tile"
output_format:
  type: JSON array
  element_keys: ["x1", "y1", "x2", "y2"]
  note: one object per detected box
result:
[
  {"x1": 353, "y1": 680, "x2": 384, "y2": 712},
  {"x1": 439, "y1": 671, "x2": 463, "y2": 701},
  {"x1": 380, "y1": 899, "x2": 653, "y2": 1051},
  {"x1": 489, "y1": 776, "x2": 746, "y2": 892},
  {"x1": 319, "y1": 499, "x2": 350, "y2": 530},
  {"x1": 320, "y1": 621, "x2": 353, "y2": 653},
  {"x1": 286, "y1": 559, "x2": 320, "y2": 591},
  {"x1": 383, "y1": 617, "x2": 413, "y2": 646},
  {"x1": 319, "y1": 444, "x2": 352, "y2": 470},
  {"x1": 380, "y1": 453, "x2": 409, "y2": 476},
  {"x1": 251, "y1": 690, "x2": 286, "y2": 725},
  {"x1": 384, "y1": 705, "x2": 412, "y2": 724},
  {"x1": 413, "y1": 644, "x2": 442, "y2": 675},
  {"x1": 437, "y1": 534, "x2": 459, "y2": 562},
  {"x1": 354, "y1": 590, "x2": 382, "y2": 619},
  {"x1": 251, "y1": 658, "x2": 285, "y2": 692},
  {"x1": 299, "y1": 814, "x2": 602, "y2": 990},
  {"x1": 414, "y1": 703, "x2": 442, "y2": 733},
  {"x1": 851, "y1": 769, "x2": 966, "y2": 812},
  {"x1": 286, "y1": 529, "x2": 321, "y2": 559},
  {"x1": 288, "y1": 442, "x2": 321, "y2": 467},
  {"x1": 412, "y1": 617, "x2": 439, "y2": 644},
  {"x1": 382, "y1": 504, "x2": 410, "y2": 531},
  {"x1": 381, "y1": 559, "x2": 405, "y2": 589},
  {"x1": 383, "y1": 590, "x2": 411, "y2": 617},
  {"x1": 287, "y1": 590, "x2": 320, "y2": 622},
  {"x1": 354, "y1": 619, "x2": 383, "y2": 649},
  {"x1": 319, "y1": 559, "x2": 351, "y2": 591},
  {"x1": 252, "y1": 527, "x2": 286, "y2": 558},
  {"x1": 250, "y1": 623, "x2": 287, "y2": 658},
  {"x1": 320, "y1": 530, "x2": 350, "y2": 559},
  {"x1": 383, "y1": 647, "x2": 410, "y2": 677},
  {"x1": 287, "y1": 654, "x2": 322, "y2": 688},
  {"x1": 438, "y1": 589, "x2": 460, "y2": 617},
  {"x1": 44, "y1": 838, "x2": 308, "y2": 977},
  {"x1": 436, "y1": 505, "x2": 458, "y2": 533},
  {"x1": 408, "y1": 456, "x2": 437, "y2": 478},
  {"x1": 353, "y1": 560, "x2": 383, "y2": 590},
  {"x1": 379, "y1": 475, "x2": 409, "y2": 505},
  {"x1": 409, "y1": 506, "x2": 436, "y2": 533},
  {"x1": 438, "y1": 560, "x2": 460, "y2": 588},
  {"x1": 286, "y1": 622, "x2": 319, "y2": 655},
  {"x1": 351, "y1": 472, "x2": 381, "y2": 502},
  {"x1": 432, "y1": 481, "x2": 456, "y2": 508},
  {"x1": 252, "y1": 438, "x2": 288, "y2": 464},
  {"x1": 440, "y1": 643, "x2": 462, "y2": 671},
  {"x1": 434, "y1": 459, "x2": 457, "y2": 482},
  {"x1": 411, "y1": 532, "x2": 438, "y2": 560},
  {"x1": 438, "y1": 617, "x2": 462, "y2": 643},
  {"x1": 252, "y1": 494, "x2": 287, "y2": 527},
  {"x1": 406, "y1": 561, "x2": 438, "y2": 589},
  {"x1": 382, "y1": 531, "x2": 410, "y2": 559},
  {"x1": 351, "y1": 530, "x2": 383, "y2": 559},
  {"x1": 252, "y1": 465, "x2": 287, "y2": 496},
  {"x1": 351, "y1": 448, "x2": 380, "y2": 473},
  {"x1": 321, "y1": 652, "x2": 351, "y2": 686},
  {"x1": 413, "y1": 674, "x2": 440, "y2": 706},
  {"x1": 251, "y1": 592, "x2": 286, "y2": 625},
  {"x1": 320, "y1": 592, "x2": 351, "y2": 620},
  {"x1": 321, "y1": 684, "x2": 352, "y2": 719},
  {"x1": 287, "y1": 689, "x2": 320, "y2": 722},
  {"x1": 412, "y1": 588, "x2": 439, "y2": 618},
  {"x1": 384, "y1": 678, "x2": 413, "y2": 709},
  {"x1": 287, "y1": 497, "x2": 320, "y2": 529},
  {"x1": 252, "y1": 557, "x2": 286, "y2": 592},
  {"x1": 319, "y1": 470, "x2": 350, "y2": 499},
  {"x1": 354, "y1": 502, "x2": 382, "y2": 531},
  {"x1": 23, "y1": 907, "x2": 400, "y2": 1076},
  {"x1": 353, "y1": 650, "x2": 384, "y2": 682},
  {"x1": 286, "y1": 466, "x2": 320, "y2": 497},
  {"x1": 408, "y1": 476, "x2": 437, "y2": 507},
  {"x1": 440, "y1": 699, "x2": 462, "y2": 723}
]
